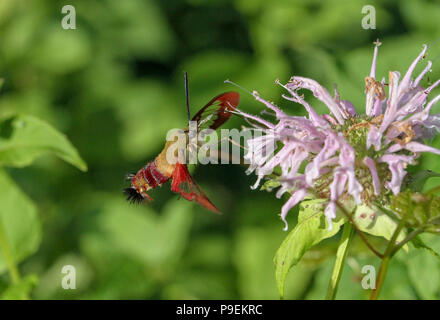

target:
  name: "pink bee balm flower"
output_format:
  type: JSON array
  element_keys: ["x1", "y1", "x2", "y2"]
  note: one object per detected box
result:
[{"x1": 240, "y1": 42, "x2": 440, "y2": 231}]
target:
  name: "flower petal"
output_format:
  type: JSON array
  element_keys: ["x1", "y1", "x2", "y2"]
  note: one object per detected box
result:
[
  {"x1": 398, "y1": 45, "x2": 427, "y2": 93},
  {"x1": 287, "y1": 76, "x2": 346, "y2": 124},
  {"x1": 281, "y1": 188, "x2": 308, "y2": 231},
  {"x1": 363, "y1": 156, "x2": 381, "y2": 195}
]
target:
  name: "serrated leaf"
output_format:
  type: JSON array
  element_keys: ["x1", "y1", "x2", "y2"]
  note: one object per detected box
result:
[
  {"x1": 0, "y1": 169, "x2": 41, "y2": 274},
  {"x1": 274, "y1": 199, "x2": 346, "y2": 298},
  {"x1": 0, "y1": 114, "x2": 87, "y2": 171}
]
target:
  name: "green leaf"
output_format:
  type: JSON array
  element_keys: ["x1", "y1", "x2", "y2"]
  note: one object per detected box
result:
[
  {"x1": 411, "y1": 236, "x2": 440, "y2": 260},
  {"x1": 0, "y1": 114, "x2": 87, "y2": 171},
  {"x1": 0, "y1": 274, "x2": 38, "y2": 300},
  {"x1": 326, "y1": 223, "x2": 353, "y2": 300},
  {"x1": 408, "y1": 170, "x2": 440, "y2": 192},
  {"x1": 405, "y1": 238, "x2": 440, "y2": 300},
  {"x1": 405, "y1": 234, "x2": 440, "y2": 299},
  {"x1": 274, "y1": 199, "x2": 346, "y2": 298},
  {"x1": 0, "y1": 169, "x2": 41, "y2": 274},
  {"x1": 353, "y1": 204, "x2": 407, "y2": 248}
]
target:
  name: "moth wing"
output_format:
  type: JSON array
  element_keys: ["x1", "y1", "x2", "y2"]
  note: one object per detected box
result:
[
  {"x1": 171, "y1": 162, "x2": 221, "y2": 214},
  {"x1": 191, "y1": 92, "x2": 240, "y2": 130}
]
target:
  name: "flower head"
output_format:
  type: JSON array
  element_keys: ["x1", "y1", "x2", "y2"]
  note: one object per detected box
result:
[{"x1": 241, "y1": 42, "x2": 440, "y2": 231}]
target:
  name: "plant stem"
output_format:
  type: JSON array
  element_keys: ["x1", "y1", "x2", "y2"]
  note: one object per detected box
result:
[
  {"x1": 390, "y1": 228, "x2": 424, "y2": 257},
  {"x1": 326, "y1": 223, "x2": 354, "y2": 300},
  {"x1": 369, "y1": 255, "x2": 390, "y2": 300},
  {"x1": 369, "y1": 218, "x2": 406, "y2": 300},
  {"x1": 0, "y1": 217, "x2": 20, "y2": 284}
]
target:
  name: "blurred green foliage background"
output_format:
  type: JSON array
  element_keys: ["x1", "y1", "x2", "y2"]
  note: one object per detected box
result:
[{"x1": 0, "y1": 0, "x2": 440, "y2": 299}]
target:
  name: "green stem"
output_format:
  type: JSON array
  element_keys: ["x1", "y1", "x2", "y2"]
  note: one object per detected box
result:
[
  {"x1": 326, "y1": 223, "x2": 354, "y2": 300},
  {"x1": 369, "y1": 218, "x2": 406, "y2": 300},
  {"x1": 0, "y1": 217, "x2": 20, "y2": 284},
  {"x1": 390, "y1": 228, "x2": 424, "y2": 257},
  {"x1": 369, "y1": 255, "x2": 390, "y2": 300}
]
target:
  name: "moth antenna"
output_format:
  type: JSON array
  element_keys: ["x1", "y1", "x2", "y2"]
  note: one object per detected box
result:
[
  {"x1": 224, "y1": 79, "x2": 253, "y2": 96},
  {"x1": 184, "y1": 71, "x2": 191, "y2": 121}
]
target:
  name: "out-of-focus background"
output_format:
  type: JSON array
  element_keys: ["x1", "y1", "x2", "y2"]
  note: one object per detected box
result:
[{"x1": 0, "y1": 0, "x2": 440, "y2": 299}]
